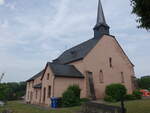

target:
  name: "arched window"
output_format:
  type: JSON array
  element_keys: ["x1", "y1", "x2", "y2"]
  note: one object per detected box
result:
[
  {"x1": 47, "y1": 73, "x2": 50, "y2": 80},
  {"x1": 121, "y1": 72, "x2": 124, "y2": 83},
  {"x1": 30, "y1": 91, "x2": 33, "y2": 100},
  {"x1": 47, "y1": 86, "x2": 51, "y2": 98},
  {"x1": 99, "y1": 70, "x2": 104, "y2": 83},
  {"x1": 28, "y1": 91, "x2": 30, "y2": 99},
  {"x1": 36, "y1": 90, "x2": 38, "y2": 99},
  {"x1": 109, "y1": 57, "x2": 112, "y2": 68}
]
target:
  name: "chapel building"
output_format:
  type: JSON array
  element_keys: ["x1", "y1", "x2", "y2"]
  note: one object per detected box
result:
[{"x1": 25, "y1": 0, "x2": 136, "y2": 106}]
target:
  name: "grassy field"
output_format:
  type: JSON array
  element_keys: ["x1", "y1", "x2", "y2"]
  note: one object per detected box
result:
[
  {"x1": 0, "y1": 99, "x2": 150, "y2": 113},
  {"x1": 109, "y1": 99, "x2": 150, "y2": 113},
  {"x1": 0, "y1": 101, "x2": 80, "y2": 113}
]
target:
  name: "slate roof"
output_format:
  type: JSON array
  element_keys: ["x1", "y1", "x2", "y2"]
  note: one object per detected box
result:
[
  {"x1": 27, "y1": 36, "x2": 103, "y2": 80},
  {"x1": 27, "y1": 70, "x2": 44, "y2": 82},
  {"x1": 33, "y1": 83, "x2": 42, "y2": 88},
  {"x1": 48, "y1": 62, "x2": 84, "y2": 78},
  {"x1": 53, "y1": 37, "x2": 102, "y2": 64}
]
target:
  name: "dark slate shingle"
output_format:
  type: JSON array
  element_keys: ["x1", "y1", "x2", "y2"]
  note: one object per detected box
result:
[
  {"x1": 53, "y1": 37, "x2": 102, "y2": 64},
  {"x1": 27, "y1": 70, "x2": 44, "y2": 82},
  {"x1": 48, "y1": 62, "x2": 84, "y2": 78}
]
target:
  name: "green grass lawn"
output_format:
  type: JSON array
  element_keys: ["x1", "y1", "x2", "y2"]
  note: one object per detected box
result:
[
  {"x1": 0, "y1": 101, "x2": 80, "y2": 113},
  {"x1": 109, "y1": 99, "x2": 150, "y2": 113},
  {"x1": 0, "y1": 99, "x2": 150, "y2": 113}
]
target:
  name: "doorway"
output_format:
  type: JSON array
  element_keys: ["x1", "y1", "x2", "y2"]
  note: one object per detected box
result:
[
  {"x1": 43, "y1": 87, "x2": 46, "y2": 103},
  {"x1": 86, "y1": 71, "x2": 96, "y2": 100}
]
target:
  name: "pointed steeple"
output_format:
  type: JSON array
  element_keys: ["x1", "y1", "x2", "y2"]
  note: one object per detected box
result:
[
  {"x1": 96, "y1": 0, "x2": 106, "y2": 25},
  {"x1": 93, "y1": 0, "x2": 110, "y2": 38}
]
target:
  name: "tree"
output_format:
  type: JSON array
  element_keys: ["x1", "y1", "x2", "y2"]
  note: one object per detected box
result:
[
  {"x1": 0, "y1": 84, "x2": 9, "y2": 101},
  {"x1": 0, "y1": 82, "x2": 26, "y2": 101},
  {"x1": 138, "y1": 76, "x2": 150, "y2": 89},
  {"x1": 131, "y1": 0, "x2": 150, "y2": 30}
]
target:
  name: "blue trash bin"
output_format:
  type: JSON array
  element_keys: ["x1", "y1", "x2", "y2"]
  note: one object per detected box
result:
[
  {"x1": 51, "y1": 97, "x2": 55, "y2": 108},
  {"x1": 53, "y1": 98, "x2": 56, "y2": 108},
  {"x1": 51, "y1": 97, "x2": 60, "y2": 108},
  {"x1": 54, "y1": 97, "x2": 58, "y2": 108},
  {"x1": 51, "y1": 97, "x2": 58, "y2": 108}
]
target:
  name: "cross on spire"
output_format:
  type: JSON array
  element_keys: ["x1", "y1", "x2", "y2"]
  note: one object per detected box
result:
[{"x1": 93, "y1": 0, "x2": 110, "y2": 38}]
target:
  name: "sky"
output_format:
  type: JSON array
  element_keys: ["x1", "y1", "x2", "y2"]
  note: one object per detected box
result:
[{"x1": 0, "y1": 0, "x2": 149, "y2": 82}]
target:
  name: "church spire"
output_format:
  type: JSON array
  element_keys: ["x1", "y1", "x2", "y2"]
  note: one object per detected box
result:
[
  {"x1": 96, "y1": 0, "x2": 106, "y2": 25},
  {"x1": 93, "y1": 0, "x2": 110, "y2": 38}
]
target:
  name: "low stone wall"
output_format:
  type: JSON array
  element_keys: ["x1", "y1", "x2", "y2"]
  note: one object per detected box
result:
[{"x1": 81, "y1": 102, "x2": 123, "y2": 113}]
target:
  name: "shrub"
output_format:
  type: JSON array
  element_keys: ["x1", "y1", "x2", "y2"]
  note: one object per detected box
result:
[
  {"x1": 67, "y1": 85, "x2": 81, "y2": 97},
  {"x1": 133, "y1": 90, "x2": 142, "y2": 99},
  {"x1": 104, "y1": 95, "x2": 116, "y2": 102},
  {"x1": 125, "y1": 94, "x2": 136, "y2": 100},
  {"x1": 105, "y1": 84, "x2": 127, "y2": 101},
  {"x1": 62, "y1": 85, "x2": 81, "y2": 107}
]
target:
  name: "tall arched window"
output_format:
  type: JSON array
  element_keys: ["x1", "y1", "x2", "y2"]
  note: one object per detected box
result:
[
  {"x1": 36, "y1": 90, "x2": 38, "y2": 99},
  {"x1": 28, "y1": 91, "x2": 30, "y2": 99},
  {"x1": 47, "y1": 73, "x2": 50, "y2": 80},
  {"x1": 47, "y1": 86, "x2": 51, "y2": 98},
  {"x1": 121, "y1": 72, "x2": 124, "y2": 83},
  {"x1": 109, "y1": 57, "x2": 112, "y2": 68},
  {"x1": 99, "y1": 70, "x2": 104, "y2": 83}
]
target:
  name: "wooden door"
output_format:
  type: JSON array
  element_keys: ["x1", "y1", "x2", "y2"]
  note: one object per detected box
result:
[
  {"x1": 43, "y1": 87, "x2": 46, "y2": 103},
  {"x1": 87, "y1": 71, "x2": 96, "y2": 100}
]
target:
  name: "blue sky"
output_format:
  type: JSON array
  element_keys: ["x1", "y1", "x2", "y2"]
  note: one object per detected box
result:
[{"x1": 0, "y1": 0, "x2": 150, "y2": 82}]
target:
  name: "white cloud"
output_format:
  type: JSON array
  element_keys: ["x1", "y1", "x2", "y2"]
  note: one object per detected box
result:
[
  {"x1": 5, "y1": 3, "x2": 16, "y2": 10},
  {"x1": 0, "y1": 20, "x2": 9, "y2": 28},
  {"x1": 0, "y1": 0, "x2": 4, "y2": 5}
]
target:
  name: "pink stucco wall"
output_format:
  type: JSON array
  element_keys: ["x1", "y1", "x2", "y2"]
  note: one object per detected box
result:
[
  {"x1": 40, "y1": 66, "x2": 55, "y2": 106},
  {"x1": 53, "y1": 77, "x2": 84, "y2": 98},
  {"x1": 25, "y1": 76, "x2": 42, "y2": 105},
  {"x1": 71, "y1": 35, "x2": 134, "y2": 98},
  {"x1": 25, "y1": 81, "x2": 34, "y2": 103}
]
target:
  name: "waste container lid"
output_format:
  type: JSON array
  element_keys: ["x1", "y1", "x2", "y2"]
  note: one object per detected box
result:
[{"x1": 51, "y1": 97, "x2": 58, "y2": 100}]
